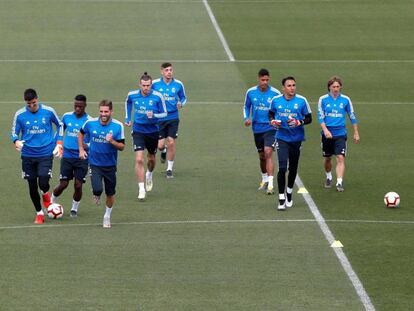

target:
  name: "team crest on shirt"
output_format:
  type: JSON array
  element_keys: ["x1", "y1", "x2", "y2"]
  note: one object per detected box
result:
[
  {"x1": 26, "y1": 121, "x2": 30, "y2": 125},
  {"x1": 253, "y1": 98, "x2": 257, "y2": 101},
  {"x1": 42, "y1": 117, "x2": 46, "y2": 124},
  {"x1": 267, "y1": 98, "x2": 272, "y2": 103},
  {"x1": 294, "y1": 103, "x2": 299, "y2": 110},
  {"x1": 159, "y1": 88, "x2": 163, "y2": 92},
  {"x1": 93, "y1": 130, "x2": 97, "y2": 134},
  {"x1": 149, "y1": 100, "x2": 153, "y2": 106},
  {"x1": 172, "y1": 88, "x2": 176, "y2": 93},
  {"x1": 68, "y1": 122, "x2": 72, "y2": 126},
  {"x1": 340, "y1": 103, "x2": 344, "y2": 109}
]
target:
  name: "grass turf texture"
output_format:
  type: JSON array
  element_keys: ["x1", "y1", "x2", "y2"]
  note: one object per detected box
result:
[{"x1": 1, "y1": 0, "x2": 414, "y2": 310}]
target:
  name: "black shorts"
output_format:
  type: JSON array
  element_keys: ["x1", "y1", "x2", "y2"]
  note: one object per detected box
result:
[
  {"x1": 159, "y1": 119, "x2": 180, "y2": 139},
  {"x1": 59, "y1": 157, "x2": 89, "y2": 182},
  {"x1": 132, "y1": 132, "x2": 159, "y2": 154},
  {"x1": 21, "y1": 156, "x2": 53, "y2": 180},
  {"x1": 90, "y1": 165, "x2": 117, "y2": 196},
  {"x1": 254, "y1": 129, "x2": 276, "y2": 152},
  {"x1": 321, "y1": 135, "x2": 347, "y2": 157}
]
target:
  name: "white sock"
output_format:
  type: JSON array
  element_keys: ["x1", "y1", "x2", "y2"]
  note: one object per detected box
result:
[
  {"x1": 167, "y1": 161, "x2": 174, "y2": 171},
  {"x1": 287, "y1": 187, "x2": 293, "y2": 194},
  {"x1": 268, "y1": 176, "x2": 274, "y2": 187},
  {"x1": 279, "y1": 193, "x2": 285, "y2": 201},
  {"x1": 336, "y1": 178, "x2": 343, "y2": 185},
  {"x1": 51, "y1": 193, "x2": 57, "y2": 204},
  {"x1": 104, "y1": 206, "x2": 112, "y2": 218},
  {"x1": 72, "y1": 200, "x2": 80, "y2": 212},
  {"x1": 326, "y1": 171, "x2": 332, "y2": 180},
  {"x1": 37, "y1": 210, "x2": 44, "y2": 216},
  {"x1": 146, "y1": 170, "x2": 153, "y2": 180},
  {"x1": 261, "y1": 173, "x2": 269, "y2": 182},
  {"x1": 138, "y1": 182, "x2": 145, "y2": 192}
]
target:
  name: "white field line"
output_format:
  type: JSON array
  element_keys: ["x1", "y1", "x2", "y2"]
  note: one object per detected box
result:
[
  {"x1": 1, "y1": 218, "x2": 414, "y2": 230},
  {"x1": 1, "y1": 101, "x2": 413, "y2": 106},
  {"x1": 202, "y1": 0, "x2": 235, "y2": 61},
  {"x1": 1, "y1": 59, "x2": 414, "y2": 63},
  {"x1": 295, "y1": 176, "x2": 375, "y2": 311}
]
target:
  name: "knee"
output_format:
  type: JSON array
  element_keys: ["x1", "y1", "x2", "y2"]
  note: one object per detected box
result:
[
  {"x1": 135, "y1": 157, "x2": 144, "y2": 166},
  {"x1": 166, "y1": 138, "x2": 174, "y2": 148},
  {"x1": 337, "y1": 155, "x2": 345, "y2": 164},
  {"x1": 38, "y1": 176, "x2": 50, "y2": 192},
  {"x1": 278, "y1": 166, "x2": 287, "y2": 175},
  {"x1": 74, "y1": 180, "x2": 83, "y2": 190}
]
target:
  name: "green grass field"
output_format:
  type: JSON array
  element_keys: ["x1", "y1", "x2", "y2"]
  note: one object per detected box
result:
[{"x1": 1, "y1": 0, "x2": 413, "y2": 310}]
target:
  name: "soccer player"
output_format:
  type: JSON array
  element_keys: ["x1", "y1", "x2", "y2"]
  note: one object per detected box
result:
[
  {"x1": 10, "y1": 88, "x2": 63, "y2": 224},
  {"x1": 269, "y1": 77, "x2": 312, "y2": 210},
  {"x1": 51, "y1": 95, "x2": 92, "y2": 217},
  {"x1": 78, "y1": 100, "x2": 125, "y2": 228},
  {"x1": 317, "y1": 76, "x2": 360, "y2": 192},
  {"x1": 125, "y1": 72, "x2": 167, "y2": 201},
  {"x1": 243, "y1": 68, "x2": 281, "y2": 194},
  {"x1": 152, "y1": 62, "x2": 187, "y2": 178}
]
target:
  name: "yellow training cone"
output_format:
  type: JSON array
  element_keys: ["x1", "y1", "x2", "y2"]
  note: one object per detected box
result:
[
  {"x1": 297, "y1": 187, "x2": 308, "y2": 194},
  {"x1": 331, "y1": 240, "x2": 344, "y2": 248}
]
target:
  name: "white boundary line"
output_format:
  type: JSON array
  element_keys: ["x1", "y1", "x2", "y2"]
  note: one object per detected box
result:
[
  {"x1": 1, "y1": 218, "x2": 413, "y2": 230},
  {"x1": 1, "y1": 101, "x2": 413, "y2": 106},
  {"x1": 1, "y1": 59, "x2": 414, "y2": 63},
  {"x1": 202, "y1": 0, "x2": 235, "y2": 61},
  {"x1": 295, "y1": 176, "x2": 375, "y2": 311}
]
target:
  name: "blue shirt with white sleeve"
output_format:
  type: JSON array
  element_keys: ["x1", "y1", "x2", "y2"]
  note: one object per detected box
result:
[
  {"x1": 152, "y1": 77, "x2": 187, "y2": 121},
  {"x1": 269, "y1": 94, "x2": 312, "y2": 142},
  {"x1": 10, "y1": 103, "x2": 63, "y2": 157},
  {"x1": 80, "y1": 117, "x2": 125, "y2": 167},
  {"x1": 124, "y1": 89, "x2": 167, "y2": 134},
  {"x1": 244, "y1": 85, "x2": 281, "y2": 133},
  {"x1": 317, "y1": 93, "x2": 358, "y2": 137},
  {"x1": 61, "y1": 112, "x2": 92, "y2": 158}
]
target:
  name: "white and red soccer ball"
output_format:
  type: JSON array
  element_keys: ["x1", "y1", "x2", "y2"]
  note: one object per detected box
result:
[
  {"x1": 47, "y1": 203, "x2": 64, "y2": 219},
  {"x1": 384, "y1": 192, "x2": 400, "y2": 208}
]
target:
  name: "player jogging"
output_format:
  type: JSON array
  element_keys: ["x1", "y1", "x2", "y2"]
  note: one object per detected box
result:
[
  {"x1": 51, "y1": 95, "x2": 92, "y2": 217},
  {"x1": 79, "y1": 100, "x2": 125, "y2": 228},
  {"x1": 125, "y1": 72, "x2": 167, "y2": 201},
  {"x1": 11, "y1": 88, "x2": 63, "y2": 224},
  {"x1": 317, "y1": 76, "x2": 360, "y2": 192},
  {"x1": 152, "y1": 62, "x2": 187, "y2": 178},
  {"x1": 269, "y1": 77, "x2": 312, "y2": 211},
  {"x1": 243, "y1": 68, "x2": 281, "y2": 194}
]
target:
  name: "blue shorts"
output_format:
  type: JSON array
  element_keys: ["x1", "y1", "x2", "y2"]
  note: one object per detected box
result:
[
  {"x1": 59, "y1": 157, "x2": 89, "y2": 182},
  {"x1": 21, "y1": 156, "x2": 53, "y2": 180},
  {"x1": 132, "y1": 131, "x2": 158, "y2": 154},
  {"x1": 90, "y1": 165, "x2": 117, "y2": 196},
  {"x1": 159, "y1": 119, "x2": 179, "y2": 139},
  {"x1": 254, "y1": 129, "x2": 276, "y2": 152},
  {"x1": 322, "y1": 135, "x2": 347, "y2": 157}
]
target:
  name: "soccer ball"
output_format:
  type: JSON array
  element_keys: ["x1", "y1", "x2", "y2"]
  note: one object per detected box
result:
[
  {"x1": 384, "y1": 192, "x2": 400, "y2": 208},
  {"x1": 47, "y1": 203, "x2": 64, "y2": 219}
]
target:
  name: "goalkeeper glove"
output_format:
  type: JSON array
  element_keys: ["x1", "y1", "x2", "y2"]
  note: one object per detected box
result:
[
  {"x1": 287, "y1": 117, "x2": 302, "y2": 128},
  {"x1": 15, "y1": 140, "x2": 25, "y2": 152},
  {"x1": 53, "y1": 141, "x2": 63, "y2": 158},
  {"x1": 270, "y1": 119, "x2": 282, "y2": 128}
]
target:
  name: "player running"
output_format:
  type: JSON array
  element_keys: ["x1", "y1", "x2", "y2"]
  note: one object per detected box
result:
[
  {"x1": 125, "y1": 72, "x2": 167, "y2": 201},
  {"x1": 243, "y1": 68, "x2": 281, "y2": 194},
  {"x1": 269, "y1": 77, "x2": 312, "y2": 211},
  {"x1": 152, "y1": 62, "x2": 187, "y2": 178},
  {"x1": 317, "y1": 76, "x2": 360, "y2": 192},
  {"x1": 11, "y1": 88, "x2": 63, "y2": 224},
  {"x1": 51, "y1": 95, "x2": 92, "y2": 217},
  {"x1": 79, "y1": 100, "x2": 125, "y2": 228}
]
